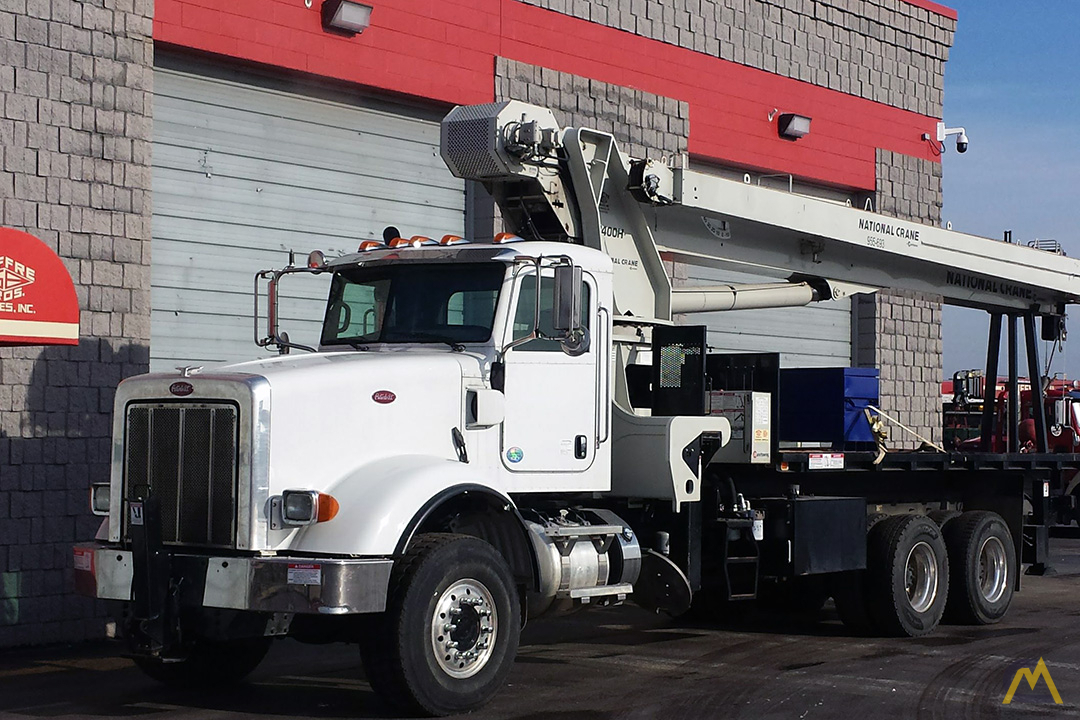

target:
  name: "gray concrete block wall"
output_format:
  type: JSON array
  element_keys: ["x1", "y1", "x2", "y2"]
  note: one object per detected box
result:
[
  {"x1": 853, "y1": 148, "x2": 944, "y2": 448},
  {"x1": 516, "y1": 0, "x2": 956, "y2": 116},
  {"x1": 495, "y1": 57, "x2": 689, "y2": 160},
  {"x1": 0, "y1": 0, "x2": 153, "y2": 646}
]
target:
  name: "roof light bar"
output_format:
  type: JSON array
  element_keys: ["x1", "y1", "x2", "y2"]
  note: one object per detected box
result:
[
  {"x1": 440, "y1": 234, "x2": 469, "y2": 246},
  {"x1": 358, "y1": 240, "x2": 385, "y2": 252},
  {"x1": 388, "y1": 236, "x2": 438, "y2": 248},
  {"x1": 494, "y1": 232, "x2": 524, "y2": 244}
]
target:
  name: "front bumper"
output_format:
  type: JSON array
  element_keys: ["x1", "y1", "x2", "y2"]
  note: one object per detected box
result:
[{"x1": 73, "y1": 543, "x2": 393, "y2": 614}]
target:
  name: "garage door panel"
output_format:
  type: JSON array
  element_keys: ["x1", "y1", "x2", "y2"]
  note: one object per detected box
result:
[
  {"x1": 152, "y1": 311, "x2": 324, "y2": 366},
  {"x1": 153, "y1": 262, "x2": 330, "y2": 304},
  {"x1": 704, "y1": 336, "x2": 849, "y2": 368},
  {"x1": 155, "y1": 117, "x2": 450, "y2": 188},
  {"x1": 154, "y1": 171, "x2": 462, "y2": 242},
  {"x1": 154, "y1": 285, "x2": 329, "y2": 324},
  {"x1": 153, "y1": 145, "x2": 464, "y2": 212},
  {"x1": 157, "y1": 72, "x2": 442, "y2": 139},
  {"x1": 152, "y1": 68, "x2": 465, "y2": 370},
  {"x1": 152, "y1": 216, "x2": 360, "y2": 259},
  {"x1": 153, "y1": 86, "x2": 448, "y2": 179}
]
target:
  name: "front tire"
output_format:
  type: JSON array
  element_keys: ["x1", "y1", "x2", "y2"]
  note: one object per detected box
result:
[
  {"x1": 361, "y1": 533, "x2": 520, "y2": 716},
  {"x1": 133, "y1": 637, "x2": 271, "y2": 688},
  {"x1": 865, "y1": 515, "x2": 949, "y2": 637},
  {"x1": 943, "y1": 511, "x2": 1015, "y2": 624}
]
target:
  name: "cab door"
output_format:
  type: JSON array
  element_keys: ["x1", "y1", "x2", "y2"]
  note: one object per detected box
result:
[{"x1": 500, "y1": 269, "x2": 599, "y2": 474}]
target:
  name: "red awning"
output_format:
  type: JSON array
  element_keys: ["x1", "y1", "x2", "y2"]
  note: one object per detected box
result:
[{"x1": 0, "y1": 228, "x2": 79, "y2": 346}]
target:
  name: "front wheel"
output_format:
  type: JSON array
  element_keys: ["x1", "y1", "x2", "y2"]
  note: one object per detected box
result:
[
  {"x1": 133, "y1": 637, "x2": 271, "y2": 688},
  {"x1": 361, "y1": 533, "x2": 520, "y2": 716}
]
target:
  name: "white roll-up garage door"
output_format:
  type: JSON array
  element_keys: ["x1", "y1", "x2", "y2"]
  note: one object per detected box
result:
[
  {"x1": 682, "y1": 264, "x2": 852, "y2": 367},
  {"x1": 151, "y1": 67, "x2": 465, "y2": 370}
]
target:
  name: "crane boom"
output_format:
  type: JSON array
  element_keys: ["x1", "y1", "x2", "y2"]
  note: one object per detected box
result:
[
  {"x1": 662, "y1": 172, "x2": 1080, "y2": 314},
  {"x1": 442, "y1": 100, "x2": 1079, "y2": 321}
]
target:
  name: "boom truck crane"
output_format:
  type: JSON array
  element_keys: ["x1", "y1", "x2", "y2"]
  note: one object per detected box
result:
[{"x1": 74, "y1": 101, "x2": 1080, "y2": 715}]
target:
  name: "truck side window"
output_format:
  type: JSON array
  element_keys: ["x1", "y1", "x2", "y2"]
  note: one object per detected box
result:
[{"x1": 512, "y1": 274, "x2": 590, "y2": 350}]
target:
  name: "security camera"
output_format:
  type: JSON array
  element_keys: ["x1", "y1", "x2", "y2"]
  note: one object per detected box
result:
[{"x1": 932, "y1": 121, "x2": 970, "y2": 153}]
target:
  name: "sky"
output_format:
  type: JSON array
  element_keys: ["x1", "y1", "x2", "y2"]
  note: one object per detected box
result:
[{"x1": 939, "y1": 0, "x2": 1080, "y2": 381}]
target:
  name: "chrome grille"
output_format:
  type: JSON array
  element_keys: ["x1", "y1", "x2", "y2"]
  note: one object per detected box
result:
[{"x1": 124, "y1": 403, "x2": 239, "y2": 548}]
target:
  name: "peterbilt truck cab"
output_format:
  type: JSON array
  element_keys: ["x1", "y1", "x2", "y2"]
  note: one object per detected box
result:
[{"x1": 75, "y1": 235, "x2": 719, "y2": 715}]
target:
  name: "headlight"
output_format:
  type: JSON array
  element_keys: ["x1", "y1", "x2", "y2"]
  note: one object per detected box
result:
[
  {"x1": 90, "y1": 483, "x2": 111, "y2": 516},
  {"x1": 281, "y1": 490, "x2": 339, "y2": 526}
]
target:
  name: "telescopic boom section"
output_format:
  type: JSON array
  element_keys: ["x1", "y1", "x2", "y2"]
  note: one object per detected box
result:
[{"x1": 441, "y1": 101, "x2": 1080, "y2": 323}]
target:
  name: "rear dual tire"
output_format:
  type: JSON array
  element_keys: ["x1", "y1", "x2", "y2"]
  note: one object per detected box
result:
[
  {"x1": 943, "y1": 511, "x2": 1015, "y2": 625},
  {"x1": 864, "y1": 515, "x2": 949, "y2": 637},
  {"x1": 835, "y1": 510, "x2": 1015, "y2": 636},
  {"x1": 835, "y1": 514, "x2": 949, "y2": 637}
]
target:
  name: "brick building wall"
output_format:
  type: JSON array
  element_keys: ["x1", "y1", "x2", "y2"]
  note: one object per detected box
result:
[
  {"x1": 496, "y1": 58, "x2": 689, "y2": 161},
  {"x1": 0, "y1": 0, "x2": 154, "y2": 645},
  {"x1": 854, "y1": 149, "x2": 946, "y2": 446},
  {"x1": 517, "y1": 0, "x2": 955, "y2": 116}
]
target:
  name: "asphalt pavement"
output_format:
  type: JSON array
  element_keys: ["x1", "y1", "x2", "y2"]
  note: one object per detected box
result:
[{"x1": 4, "y1": 541, "x2": 1080, "y2": 719}]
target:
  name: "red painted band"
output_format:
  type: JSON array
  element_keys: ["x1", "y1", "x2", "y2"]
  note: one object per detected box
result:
[{"x1": 154, "y1": 0, "x2": 948, "y2": 191}]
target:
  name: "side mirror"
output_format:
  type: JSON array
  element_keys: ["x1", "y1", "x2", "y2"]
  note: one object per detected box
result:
[
  {"x1": 561, "y1": 326, "x2": 590, "y2": 357},
  {"x1": 552, "y1": 264, "x2": 582, "y2": 333}
]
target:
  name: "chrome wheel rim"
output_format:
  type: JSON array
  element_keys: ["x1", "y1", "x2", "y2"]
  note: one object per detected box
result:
[
  {"x1": 978, "y1": 536, "x2": 1009, "y2": 604},
  {"x1": 430, "y1": 579, "x2": 498, "y2": 679},
  {"x1": 905, "y1": 541, "x2": 939, "y2": 613}
]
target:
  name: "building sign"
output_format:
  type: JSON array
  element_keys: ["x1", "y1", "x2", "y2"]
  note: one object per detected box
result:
[{"x1": 0, "y1": 228, "x2": 79, "y2": 346}]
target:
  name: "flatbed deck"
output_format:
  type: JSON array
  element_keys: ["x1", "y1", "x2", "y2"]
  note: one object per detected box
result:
[{"x1": 774, "y1": 450, "x2": 1080, "y2": 473}]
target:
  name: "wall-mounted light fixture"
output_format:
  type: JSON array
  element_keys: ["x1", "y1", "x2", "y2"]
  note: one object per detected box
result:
[
  {"x1": 777, "y1": 113, "x2": 812, "y2": 140},
  {"x1": 321, "y1": 0, "x2": 373, "y2": 36}
]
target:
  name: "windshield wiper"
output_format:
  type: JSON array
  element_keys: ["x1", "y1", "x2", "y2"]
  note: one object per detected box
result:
[{"x1": 395, "y1": 332, "x2": 467, "y2": 352}]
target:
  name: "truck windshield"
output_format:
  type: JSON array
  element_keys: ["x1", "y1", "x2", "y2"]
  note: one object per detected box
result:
[{"x1": 321, "y1": 262, "x2": 505, "y2": 346}]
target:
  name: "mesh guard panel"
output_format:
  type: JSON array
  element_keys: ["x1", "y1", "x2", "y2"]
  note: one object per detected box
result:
[
  {"x1": 124, "y1": 403, "x2": 239, "y2": 548},
  {"x1": 651, "y1": 326, "x2": 708, "y2": 416}
]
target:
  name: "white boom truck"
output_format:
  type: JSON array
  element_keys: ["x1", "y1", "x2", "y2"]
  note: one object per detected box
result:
[{"x1": 75, "y1": 101, "x2": 1080, "y2": 715}]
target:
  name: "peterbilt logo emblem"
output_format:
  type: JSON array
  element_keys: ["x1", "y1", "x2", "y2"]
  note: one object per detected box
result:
[
  {"x1": 170, "y1": 381, "x2": 194, "y2": 396},
  {"x1": 372, "y1": 390, "x2": 396, "y2": 404},
  {"x1": 0, "y1": 255, "x2": 36, "y2": 302}
]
